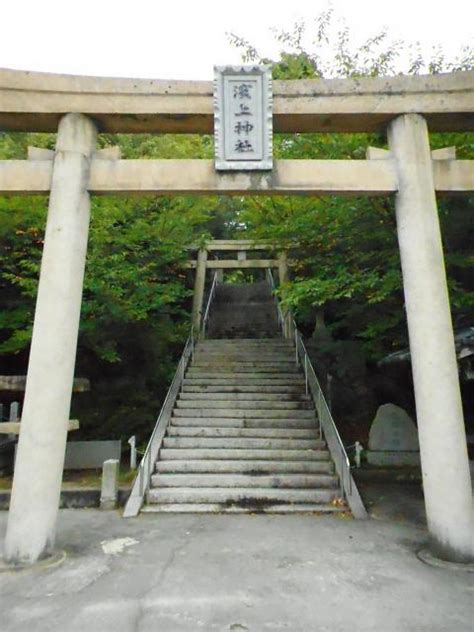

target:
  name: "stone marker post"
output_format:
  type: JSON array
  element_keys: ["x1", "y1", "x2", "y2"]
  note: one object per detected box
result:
[
  {"x1": 100, "y1": 459, "x2": 119, "y2": 510},
  {"x1": 4, "y1": 113, "x2": 97, "y2": 565},
  {"x1": 388, "y1": 114, "x2": 473, "y2": 563},
  {"x1": 8, "y1": 402, "x2": 20, "y2": 441},
  {"x1": 9, "y1": 402, "x2": 19, "y2": 422}
]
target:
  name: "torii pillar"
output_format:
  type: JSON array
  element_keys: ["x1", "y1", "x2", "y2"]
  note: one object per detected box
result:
[
  {"x1": 192, "y1": 247, "x2": 208, "y2": 332},
  {"x1": 277, "y1": 252, "x2": 291, "y2": 339},
  {"x1": 4, "y1": 113, "x2": 97, "y2": 565},
  {"x1": 388, "y1": 114, "x2": 473, "y2": 563}
]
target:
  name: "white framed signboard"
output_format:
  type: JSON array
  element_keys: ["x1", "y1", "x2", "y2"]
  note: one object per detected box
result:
[{"x1": 214, "y1": 65, "x2": 273, "y2": 171}]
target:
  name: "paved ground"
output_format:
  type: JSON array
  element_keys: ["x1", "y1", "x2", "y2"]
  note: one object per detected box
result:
[{"x1": 0, "y1": 484, "x2": 473, "y2": 632}]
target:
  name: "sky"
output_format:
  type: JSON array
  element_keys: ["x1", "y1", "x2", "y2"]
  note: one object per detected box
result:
[{"x1": 1, "y1": 0, "x2": 473, "y2": 80}]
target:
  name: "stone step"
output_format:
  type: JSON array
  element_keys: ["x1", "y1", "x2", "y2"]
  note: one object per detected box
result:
[
  {"x1": 209, "y1": 316, "x2": 277, "y2": 321},
  {"x1": 168, "y1": 427, "x2": 319, "y2": 439},
  {"x1": 178, "y1": 392, "x2": 310, "y2": 402},
  {"x1": 209, "y1": 331, "x2": 280, "y2": 338},
  {"x1": 182, "y1": 385, "x2": 306, "y2": 394},
  {"x1": 171, "y1": 418, "x2": 319, "y2": 429},
  {"x1": 183, "y1": 375, "x2": 304, "y2": 384},
  {"x1": 159, "y1": 448, "x2": 330, "y2": 461},
  {"x1": 197, "y1": 343, "x2": 290, "y2": 349},
  {"x1": 191, "y1": 358, "x2": 293, "y2": 363},
  {"x1": 175, "y1": 400, "x2": 312, "y2": 410},
  {"x1": 147, "y1": 487, "x2": 338, "y2": 505},
  {"x1": 183, "y1": 373, "x2": 305, "y2": 388},
  {"x1": 193, "y1": 353, "x2": 292, "y2": 358},
  {"x1": 194, "y1": 348, "x2": 292, "y2": 355},
  {"x1": 209, "y1": 320, "x2": 277, "y2": 325},
  {"x1": 190, "y1": 363, "x2": 298, "y2": 371},
  {"x1": 210, "y1": 315, "x2": 276, "y2": 320},
  {"x1": 155, "y1": 459, "x2": 334, "y2": 474},
  {"x1": 150, "y1": 473, "x2": 338, "y2": 489},
  {"x1": 211, "y1": 305, "x2": 276, "y2": 311},
  {"x1": 186, "y1": 370, "x2": 301, "y2": 378},
  {"x1": 192, "y1": 354, "x2": 293, "y2": 362},
  {"x1": 162, "y1": 437, "x2": 322, "y2": 449},
  {"x1": 208, "y1": 330, "x2": 281, "y2": 340},
  {"x1": 173, "y1": 408, "x2": 315, "y2": 419},
  {"x1": 198, "y1": 338, "x2": 289, "y2": 343},
  {"x1": 195, "y1": 346, "x2": 289, "y2": 351},
  {"x1": 141, "y1": 503, "x2": 344, "y2": 514}
]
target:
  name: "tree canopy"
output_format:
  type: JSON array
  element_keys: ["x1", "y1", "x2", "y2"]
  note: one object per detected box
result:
[{"x1": 1, "y1": 10, "x2": 472, "y2": 439}]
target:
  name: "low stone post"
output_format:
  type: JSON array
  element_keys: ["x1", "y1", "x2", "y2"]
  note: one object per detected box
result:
[
  {"x1": 100, "y1": 459, "x2": 119, "y2": 510},
  {"x1": 192, "y1": 248, "x2": 208, "y2": 332},
  {"x1": 4, "y1": 113, "x2": 97, "y2": 565},
  {"x1": 8, "y1": 402, "x2": 20, "y2": 440},
  {"x1": 128, "y1": 435, "x2": 137, "y2": 470},
  {"x1": 9, "y1": 402, "x2": 19, "y2": 422},
  {"x1": 388, "y1": 113, "x2": 473, "y2": 563}
]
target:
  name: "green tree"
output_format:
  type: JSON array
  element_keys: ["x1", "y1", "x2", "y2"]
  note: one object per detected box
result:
[
  {"x1": 227, "y1": 12, "x2": 474, "y2": 361},
  {"x1": 0, "y1": 132, "x2": 225, "y2": 439}
]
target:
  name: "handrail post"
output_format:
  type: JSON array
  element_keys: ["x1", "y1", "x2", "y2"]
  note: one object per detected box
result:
[
  {"x1": 304, "y1": 354, "x2": 308, "y2": 395},
  {"x1": 147, "y1": 449, "x2": 151, "y2": 494},
  {"x1": 139, "y1": 466, "x2": 143, "y2": 497},
  {"x1": 294, "y1": 328, "x2": 299, "y2": 366},
  {"x1": 340, "y1": 446, "x2": 344, "y2": 497},
  {"x1": 123, "y1": 328, "x2": 199, "y2": 518}
]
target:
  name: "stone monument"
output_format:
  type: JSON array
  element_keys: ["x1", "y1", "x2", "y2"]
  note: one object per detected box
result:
[{"x1": 367, "y1": 403, "x2": 420, "y2": 466}]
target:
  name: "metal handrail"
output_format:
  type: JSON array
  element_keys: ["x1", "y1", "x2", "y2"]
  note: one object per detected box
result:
[
  {"x1": 124, "y1": 270, "x2": 221, "y2": 517},
  {"x1": 202, "y1": 271, "x2": 219, "y2": 339},
  {"x1": 266, "y1": 270, "x2": 367, "y2": 518},
  {"x1": 123, "y1": 327, "x2": 195, "y2": 517}
]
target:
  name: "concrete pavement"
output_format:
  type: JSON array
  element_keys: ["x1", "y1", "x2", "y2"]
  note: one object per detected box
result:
[{"x1": 1, "y1": 491, "x2": 473, "y2": 631}]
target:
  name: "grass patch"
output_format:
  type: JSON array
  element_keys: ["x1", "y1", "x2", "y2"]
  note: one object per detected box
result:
[{"x1": 0, "y1": 466, "x2": 136, "y2": 490}]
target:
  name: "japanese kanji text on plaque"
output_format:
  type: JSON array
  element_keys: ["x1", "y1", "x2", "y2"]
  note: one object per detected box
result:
[{"x1": 214, "y1": 65, "x2": 273, "y2": 171}]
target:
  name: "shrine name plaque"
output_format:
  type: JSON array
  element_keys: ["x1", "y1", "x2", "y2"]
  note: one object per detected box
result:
[{"x1": 214, "y1": 65, "x2": 273, "y2": 171}]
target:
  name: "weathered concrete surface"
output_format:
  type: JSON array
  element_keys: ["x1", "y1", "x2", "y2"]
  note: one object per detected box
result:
[
  {"x1": 100, "y1": 460, "x2": 119, "y2": 510},
  {"x1": 63, "y1": 440, "x2": 122, "y2": 470},
  {"x1": 189, "y1": 258, "x2": 281, "y2": 269},
  {"x1": 0, "y1": 489, "x2": 131, "y2": 511},
  {"x1": 388, "y1": 114, "x2": 473, "y2": 562},
  {"x1": 0, "y1": 376, "x2": 90, "y2": 392},
  {"x1": 192, "y1": 248, "x2": 207, "y2": 331},
  {"x1": 0, "y1": 502, "x2": 473, "y2": 632},
  {"x1": 1, "y1": 67, "x2": 473, "y2": 132},
  {"x1": 1, "y1": 157, "x2": 474, "y2": 197},
  {"x1": 0, "y1": 420, "x2": 79, "y2": 435},
  {"x1": 4, "y1": 113, "x2": 97, "y2": 565},
  {"x1": 195, "y1": 240, "x2": 273, "y2": 251}
]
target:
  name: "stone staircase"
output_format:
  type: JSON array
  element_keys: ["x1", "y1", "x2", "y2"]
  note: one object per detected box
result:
[
  {"x1": 206, "y1": 281, "x2": 280, "y2": 339},
  {"x1": 144, "y1": 336, "x2": 342, "y2": 513}
]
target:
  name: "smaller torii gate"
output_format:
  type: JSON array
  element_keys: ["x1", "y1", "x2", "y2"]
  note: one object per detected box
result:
[{"x1": 188, "y1": 240, "x2": 289, "y2": 332}]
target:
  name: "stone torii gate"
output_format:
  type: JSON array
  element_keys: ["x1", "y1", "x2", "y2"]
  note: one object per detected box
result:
[
  {"x1": 0, "y1": 68, "x2": 473, "y2": 566},
  {"x1": 188, "y1": 240, "x2": 289, "y2": 332}
]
